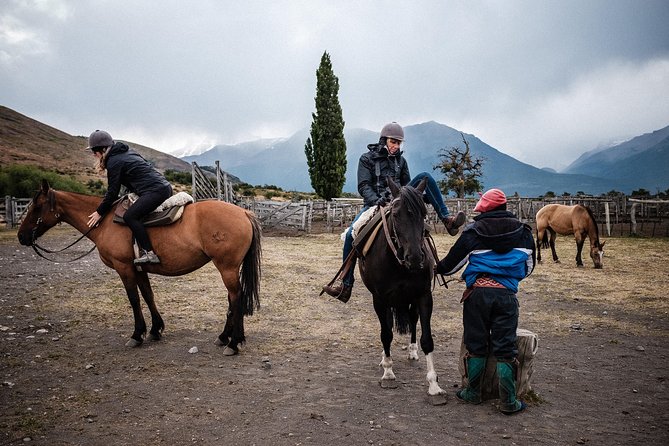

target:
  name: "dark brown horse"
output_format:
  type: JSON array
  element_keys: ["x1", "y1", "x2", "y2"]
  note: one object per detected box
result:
[
  {"x1": 535, "y1": 203, "x2": 605, "y2": 269},
  {"x1": 358, "y1": 177, "x2": 446, "y2": 401},
  {"x1": 17, "y1": 180, "x2": 261, "y2": 354}
]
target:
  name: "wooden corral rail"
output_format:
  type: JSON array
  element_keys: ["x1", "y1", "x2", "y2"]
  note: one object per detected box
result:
[
  {"x1": 191, "y1": 161, "x2": 236, "y2": 203},
  {"x1": 240, "y1": 199, "x2": 313, "y2": 232},
  {"x1": 3, "y1": 196, "x2": 31, "y2": 229}
]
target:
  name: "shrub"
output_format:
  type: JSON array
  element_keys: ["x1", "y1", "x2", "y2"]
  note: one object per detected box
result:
[{"x1": 0, "y1": 165, "x2": 87, "y2": 197}]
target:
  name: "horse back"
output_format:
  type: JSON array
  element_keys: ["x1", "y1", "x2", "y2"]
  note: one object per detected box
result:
[{"x1": 536, "y1": 204, "x2": 578, "y2": 235}]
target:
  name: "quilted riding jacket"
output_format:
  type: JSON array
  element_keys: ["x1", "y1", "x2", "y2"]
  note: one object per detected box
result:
[
  {"x1": 357, "y1": 143, "x2": 411, "y2": 207},
  {"x1": 436, "y1": 210, "x2": 536, "y2": 292},
  {"x1": 96, "y1": 142, "x2": 172, "y2": 216}
]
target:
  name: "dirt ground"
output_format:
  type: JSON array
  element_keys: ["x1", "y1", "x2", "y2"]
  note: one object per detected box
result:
[{"x1": 1, "y1": 225, "x2": 668, "y2": 446}]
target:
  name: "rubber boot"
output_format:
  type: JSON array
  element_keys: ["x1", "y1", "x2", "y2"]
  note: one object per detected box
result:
[
  {"x1": 456, "y1": 355, "x2": 485, "y2": 404},
  {"x1": 497, "y1": 360, "x2": 527, "y2": 415}
]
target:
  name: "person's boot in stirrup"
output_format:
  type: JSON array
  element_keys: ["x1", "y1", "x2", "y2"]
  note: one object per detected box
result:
[
  {"x1": 442, "y1": 211, "x2": 466, "y2": 236},
  {"x1": 322, "y1": 282, "x2": 352, "y2": 303},
  {"x1": 134, "y1": 249, "x2": 161, "y2": 265}
]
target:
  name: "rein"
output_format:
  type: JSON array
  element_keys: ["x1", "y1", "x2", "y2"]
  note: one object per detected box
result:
[
  {"x1": 27, "y1": 190, "x2": 99, "y2": 262},
  {"x1": 31, "y1": 224, "x2": 98, "y2": 262},
  {"x1": 380, "y1": 194, "x2": 457, "y2": 290},
  {"x1": 380, "y1": 203, "x2": 405, "y2": 266}
]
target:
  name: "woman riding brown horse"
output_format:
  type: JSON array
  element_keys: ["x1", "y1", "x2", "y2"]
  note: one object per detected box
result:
[{"x1": 18, "y1": 180, "x2": 261, "y2": 354}]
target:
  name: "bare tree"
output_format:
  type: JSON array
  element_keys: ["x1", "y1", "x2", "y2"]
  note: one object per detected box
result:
[{"x1": 433, "y1": 133, "x2": 484, "y2": 198}]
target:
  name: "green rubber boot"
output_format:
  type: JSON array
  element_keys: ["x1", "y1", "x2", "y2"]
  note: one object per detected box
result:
[
  {"x1": 456, "y1": 356, "x2": 485, "y2": 404},
  {"x1": 497, "y1": 360, "x2": 527, "y2": 414}
]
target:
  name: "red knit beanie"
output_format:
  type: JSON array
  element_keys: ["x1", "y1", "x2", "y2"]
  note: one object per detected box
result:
[{"x1": 474, "y1": 188, "x2": 507, "y2": 212}]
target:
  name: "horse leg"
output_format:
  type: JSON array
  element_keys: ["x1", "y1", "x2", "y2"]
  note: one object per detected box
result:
[
  {"x1": 118, "y1": 273, "x2": 146, "y2": 347},
  {"x1": 214, "y1": 264, "x2": 244, "y2": 356},
  {"x1": 549, "y1": 229, "x2": 559, "y2": 263},
  {"x1": 136, "y1": 271, "x2": 164, "y2": 341},
  {"x1": 408, "y1": 304, "x2": 419, "y2": 361},
  {"x1": 575, "y1": 233, "x2": 585, "y2": 267},
  {"x1": 417, "y1": 296, "x2": 445, "y2": 401},
  {"x1": 536, "y1": 231, "x2": 542, "y2": 263},
  {"x1": 374, "y1": 299, "x2": 397, "y2": 388}
]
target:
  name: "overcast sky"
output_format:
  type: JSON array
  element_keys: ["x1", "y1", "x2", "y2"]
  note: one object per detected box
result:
[{"x1": 2, "y1": 0, "x2": 668, "y2": 170}]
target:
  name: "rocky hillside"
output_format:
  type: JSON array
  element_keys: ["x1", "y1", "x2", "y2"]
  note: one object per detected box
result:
[{"x1": 0, "y1": 106, "x2": 191, "y2": 183}]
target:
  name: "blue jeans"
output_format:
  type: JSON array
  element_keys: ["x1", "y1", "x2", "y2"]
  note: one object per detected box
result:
[
  {"x1": 409, "y1": 172, "x2": 450, "y2": 220},
  {"x1": 342, "y1": 206, "x2": 369, "y2": 287}
]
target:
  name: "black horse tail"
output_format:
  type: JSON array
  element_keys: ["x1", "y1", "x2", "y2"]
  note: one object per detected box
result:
[
  {"x1": 391, "y1": 306, "x2": 412, "y2": 335},
  {"x1": 540, "y1": 228, "x2": 550, "y2": 249},
  {"x1": 240, "y1": 212, "x2": 262, "y2": 316}
]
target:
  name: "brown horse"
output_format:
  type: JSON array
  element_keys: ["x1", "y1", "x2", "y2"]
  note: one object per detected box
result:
[
  {"x1": 358, "y1": 177, "x2": 446, "y2": 402},
  {"x1": 535, "y1": 204, "x2": 605, "y2": 269},
  {"x1": 17, "y1": 180, "x2": 261, "y2": 354}
]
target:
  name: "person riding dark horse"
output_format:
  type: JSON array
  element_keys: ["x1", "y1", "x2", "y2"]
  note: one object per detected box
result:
[
  {"x1": 85, "y1": 130, "x2": 173, "y2": 265},
  {"x1": 322, "y1": 121, "x2": 466, "y2": 303}
]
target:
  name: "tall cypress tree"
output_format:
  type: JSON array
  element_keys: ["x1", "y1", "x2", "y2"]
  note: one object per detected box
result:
[{"x1": 305, "y1": 51, "x2": 346, "y2": 200}]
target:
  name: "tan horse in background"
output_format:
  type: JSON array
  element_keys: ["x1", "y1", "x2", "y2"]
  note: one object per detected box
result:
[
  {"x1": 17, "y1": 180, "x2": 261, "y2": 354},
  {"x1": 535, "y1": 204, "x2": 605, "y2": 269}
]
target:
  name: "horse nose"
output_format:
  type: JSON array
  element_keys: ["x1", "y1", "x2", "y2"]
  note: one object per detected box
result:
[
  {"x1": 17, "y1": 232, "x2": 29, "y2": 246},
  {"x1": 405, "y1": 252, "x2": 425, "y2": 271}
]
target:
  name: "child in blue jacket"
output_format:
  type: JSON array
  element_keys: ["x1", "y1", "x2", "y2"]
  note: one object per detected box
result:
[{"x1": 436, "y1": 188, "x2": 535, "y2": 414}]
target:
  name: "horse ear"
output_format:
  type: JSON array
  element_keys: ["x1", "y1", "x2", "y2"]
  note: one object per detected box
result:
[
  {"x1": 387, "y1": 176, "x2": 400, "y2": 197},
  {"x1": 40, "y1": 179, "x2": 50, "y2": 194},
  {"x1": 415, "y1": 177, "x2": 428, "y2": 194},
  {"x1": 600, "y1": 240, "x2": 606, "y2": 249}
]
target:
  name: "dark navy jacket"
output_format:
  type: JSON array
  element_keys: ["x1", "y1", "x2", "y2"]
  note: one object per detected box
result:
[
  {"x1": 436, "y1": 210, "x2": 536, "y2": 292},
  {"x1": 357, "y1": 143, "x2": 411, "y2": 207},
  {"x1": 96, "y1": 142, "x2": 172, "y2": 216}
]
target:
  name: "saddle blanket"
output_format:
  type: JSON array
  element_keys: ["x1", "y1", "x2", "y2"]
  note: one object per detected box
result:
[
  {"x1": 125, "y1": 191, "x2": 194, "y2": 212},
  {"x1": 340, "y1": 205, "x2": 379, "y2": 241}
]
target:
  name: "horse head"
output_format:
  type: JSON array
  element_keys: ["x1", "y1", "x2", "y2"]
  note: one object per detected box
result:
[
  {"x1": 590, "y1": 239, "x2": 605, "y2": 269},
  {"x1": 17, "y1": 180, "x2": 62, "y2": 246},
  {"x1": 387, "y1": 177, "x2": 428, "y2": 272}
]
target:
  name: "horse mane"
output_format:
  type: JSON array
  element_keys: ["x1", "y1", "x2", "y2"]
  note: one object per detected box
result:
[
  {"x1": 580, "y1": 205, "x2": 600, "y2": 239},
  {"x1": 399, "y1": 185, "x2": 427, "y2": 217}
]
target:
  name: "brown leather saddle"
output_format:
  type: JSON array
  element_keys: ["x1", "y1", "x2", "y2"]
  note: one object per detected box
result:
[{"x1": 113, "y1": 195, "x2": 188, "y2": 227}]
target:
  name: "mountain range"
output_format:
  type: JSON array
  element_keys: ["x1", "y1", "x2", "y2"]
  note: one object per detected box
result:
[
  {"x1": 185, "y1": 121, "x2": 669, "y2": 196},
  {"x1": 2, "y1": 105, "x2": 667, "y2": 197}
]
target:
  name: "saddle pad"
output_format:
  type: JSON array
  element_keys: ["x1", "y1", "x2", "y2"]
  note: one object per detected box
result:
[
  {"x1": 113, "y1": 203, "x2": 185, "y2": 227},
  {"x1": 351, "y1": 207, "x2": 388, "y2": 252}
]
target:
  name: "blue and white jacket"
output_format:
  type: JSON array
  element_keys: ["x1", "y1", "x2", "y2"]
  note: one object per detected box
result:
[{"x1": 436, "y1": 210, "x2": 536, "y2": 293}]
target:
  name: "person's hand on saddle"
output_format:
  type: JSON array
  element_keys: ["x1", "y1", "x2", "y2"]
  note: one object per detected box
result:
[
  {"x1": 87, "y1": 211, "x2": 102, "y2": 228},
  {"x1": 375, "y1": 191, "x2": 392, "y2": 207}
]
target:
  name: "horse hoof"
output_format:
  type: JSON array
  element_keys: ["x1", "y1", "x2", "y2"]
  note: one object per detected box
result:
[
  {"x1": 147, "y1": 333, "x2": 161, "y2": 341},
  {"x1": 428, "y1": 393, "x2": 448, "y2": 406},
  {"x1": 125, "y1": 338, "x2": 142, "y2": 348},
  {"x1": 214, "y1": 337, "x2": 229, "y2": 347},
  {"x1": 380, "y1": 379, "x2": 398, "y2": 389},
  {"x1": 221, "y1": 346, "x2": 238, "y2": 356}
]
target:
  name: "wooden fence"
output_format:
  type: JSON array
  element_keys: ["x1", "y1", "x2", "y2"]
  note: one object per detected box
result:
[
  {"x1": 2, "y1": 196, "x2": 31, "y2": 229},
  {"x1": 4, "y1": 185, "x2": 668, "y2": 236},
  {"x1": 239, "y1": 199, "x2": 313, "y2": 232},
  {"x1": 191, "y1": 161, "x2": 236, "y2": 203}
]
